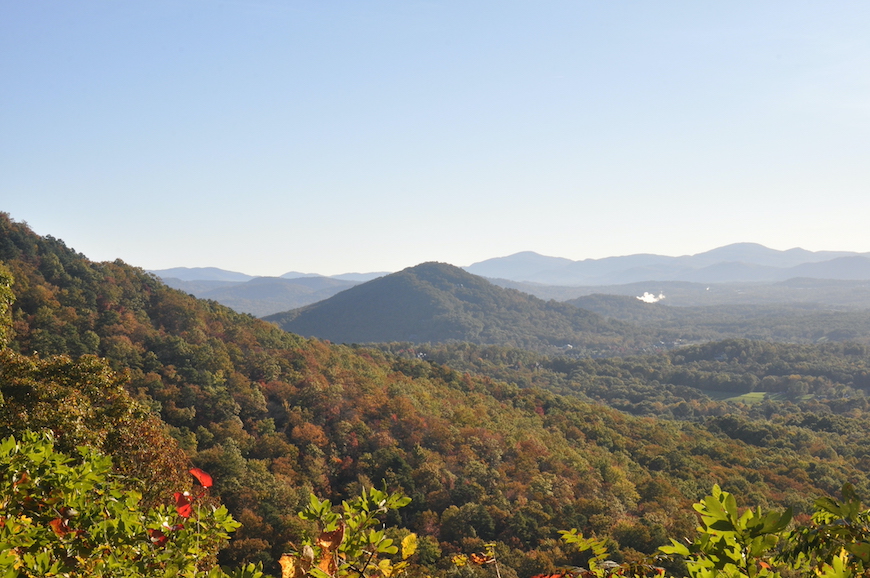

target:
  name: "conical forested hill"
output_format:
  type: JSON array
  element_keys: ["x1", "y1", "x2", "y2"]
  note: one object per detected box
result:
[{"x1": 264, "y1": 262, "x2": 629, "y2": 352}]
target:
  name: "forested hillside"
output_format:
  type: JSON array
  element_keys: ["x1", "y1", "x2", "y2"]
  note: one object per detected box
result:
[
  {"x1": 381, "y1": 339, "x2": 870, "y2": 445},
  {"x1": 3, "y1": 213, "x2": 870, "y2": 577}
]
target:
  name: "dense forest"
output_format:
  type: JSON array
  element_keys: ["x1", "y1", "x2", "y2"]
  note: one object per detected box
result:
[{"x1": 2, "y1": 213, "x2": 870, "y2": 577}]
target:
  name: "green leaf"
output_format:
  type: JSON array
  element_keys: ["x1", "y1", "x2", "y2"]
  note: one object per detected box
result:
[
  {"x1": 659, "y1": 539, "x2": 690, "y2": 557},
  {"x1": 709, "y1": 519, "x2": 736, "y2": 532},
  {"x1": 845, "y1": 542, "x2": 870, "y2": 563}
]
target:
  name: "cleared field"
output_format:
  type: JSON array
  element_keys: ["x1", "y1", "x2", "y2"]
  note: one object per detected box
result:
[{"x1": 700, "y1": 390, "x2": 812, "y2": 404}]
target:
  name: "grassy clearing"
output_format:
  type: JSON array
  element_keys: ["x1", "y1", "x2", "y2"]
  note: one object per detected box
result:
[{"x1": 699, "y1": 390, "x2": 812, "y2": 404}]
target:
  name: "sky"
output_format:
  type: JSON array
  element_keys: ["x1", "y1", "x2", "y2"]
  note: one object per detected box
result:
[{"x1": 2, "y1": 1, "x2": 869, "y2": 276}]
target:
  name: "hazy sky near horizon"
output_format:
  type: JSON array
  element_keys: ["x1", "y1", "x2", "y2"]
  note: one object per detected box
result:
[{"x1": 3, "y1": 1, "x2": 869, "y2": 276}]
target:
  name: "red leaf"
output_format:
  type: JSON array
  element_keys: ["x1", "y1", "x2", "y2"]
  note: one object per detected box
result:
[
  {"x1": 148, "y1": 528, "x2": 168, "y2": 547},
  {"x1": 174, "y1": 492, "x2": 193, "y2": 518},
  {"x1": 189, "y1": 467, "x2": 213, "y2": 488},
  {"x1": 49, "y1": 517, "x2": 69, "y2": 537}
]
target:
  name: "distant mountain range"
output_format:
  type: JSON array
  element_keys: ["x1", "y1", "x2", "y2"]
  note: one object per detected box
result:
[
  {"x1": 150, "y1": 266, "x2": 256, "y2": 282},
  {"x1": 464, "y1": 243, "x2": 870, "y2": 285},
  {"x1": 149, "y1": 269, "x2": 387, "y2": 316},
  {"x1": 278, "y1": 271, "x2": 389, "y2": 282},
  {"x1": 151, "y1": 244, "x2": 870, "y2": 317},
  {"x1": 156, "y1": 276, "x2": 360, "y2": 317},
  {"x1": 263, "y1": 262, "x2": 627, "y2": 352},
  {"x1": 153, "y1": 243, "x2": 870, "y2": 288},
  {"x1": 150, "y1": 267, "x2": 387, "y2": 283}
]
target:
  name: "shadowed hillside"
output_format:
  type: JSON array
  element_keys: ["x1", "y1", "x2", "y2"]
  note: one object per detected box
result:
[{"x1": 264, "y1": 262, "x2": 629, "y2": 353}]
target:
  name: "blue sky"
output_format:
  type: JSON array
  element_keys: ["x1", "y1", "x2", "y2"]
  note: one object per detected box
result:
[{"x1": 2, "y1": 1, "x2": 869, "y2": 276}]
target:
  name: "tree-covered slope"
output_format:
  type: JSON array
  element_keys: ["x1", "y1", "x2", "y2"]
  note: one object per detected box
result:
[
  {"x1": 385, "y1": 339, "x2": 870, "y2": 418},
  {"x1": 264, "y1": 262, "x2": 629, "y2": 353},
  {"x1": 4, "y1": 213, "x2": 870, "y2": 577}
]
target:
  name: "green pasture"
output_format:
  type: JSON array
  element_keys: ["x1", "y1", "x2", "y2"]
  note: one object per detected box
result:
[{"x1": 700, "y1": 390, "x2": 813, "y2": 404}]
